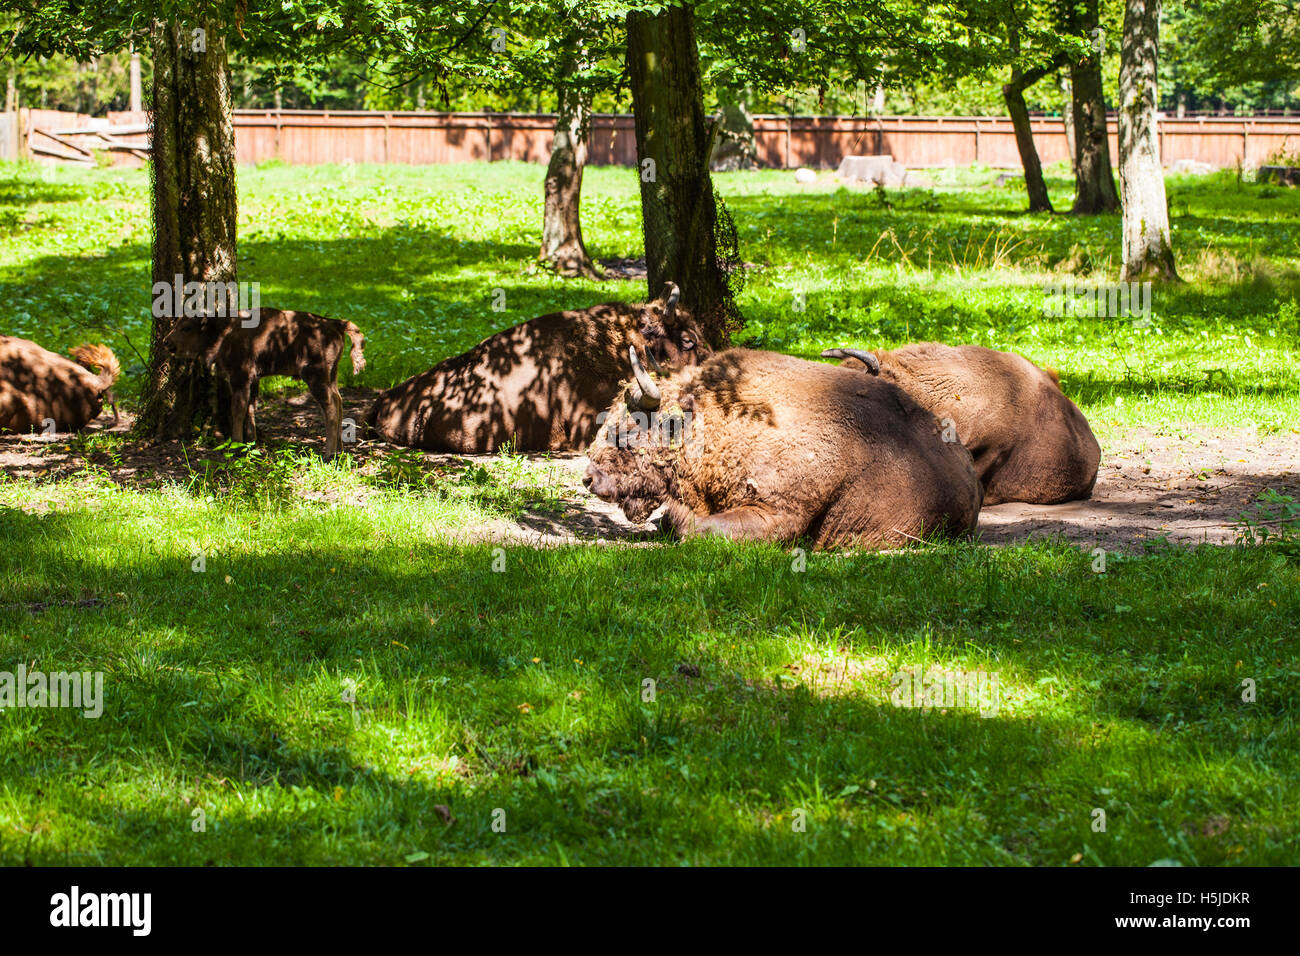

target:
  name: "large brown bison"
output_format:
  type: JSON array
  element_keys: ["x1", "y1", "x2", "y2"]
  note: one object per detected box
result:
[
  {"x1": 161, "y1": 309, "x2": 366, "y2": 460},
  {"x1": 824, "y1": 343, "x2": 1100, "y2": 505},
  {"x1": 0, "y1": 337, "x2": 120, "y2": 434},
  {"x1": 366, "y1": 283, "x2": 706, "y2": 453},
  {"x1": 583, "y1": 348, "x2": 982, "y2": 549}
]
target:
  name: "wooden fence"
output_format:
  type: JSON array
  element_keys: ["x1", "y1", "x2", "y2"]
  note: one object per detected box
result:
[{"x1": 3, "y1": 109, "x2": 1298, "y2": 170}]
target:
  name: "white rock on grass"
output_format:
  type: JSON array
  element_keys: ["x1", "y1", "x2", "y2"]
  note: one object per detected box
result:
[{"x1": 794, "y1": 167, "x2": 817, "y2": 184}]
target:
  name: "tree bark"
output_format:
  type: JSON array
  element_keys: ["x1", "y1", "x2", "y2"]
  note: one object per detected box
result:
[
  {"x1": 539, "y1": 50, "x2": 602, "y2": 279},
  {"x1": 1119, "y1": 0, "x2": 1178, "y2": 280},
  {"x1": 710, "y1": 83, "x2": 757, "y2": 171},
  {"x1": 627, "y1": 5, "x2": 738, "y2": 348},
  {"x1": 1069, "y1": 0, "x2": 1121, "y2": 213},
  {"x1": 129, "y1": 48, "x2": 143, "y2": 113},
  {"x1": 1059, "y1": 71, "x2": 1076, "y2": 171},
  {"x1": 1004, "y1": 71, "x2": 1053, "y2": 212},
  {"x1": 136, "y1": 19, "x2": 239, "y2": 440}
]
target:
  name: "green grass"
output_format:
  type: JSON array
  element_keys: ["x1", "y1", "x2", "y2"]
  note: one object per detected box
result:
[{"x1": 1, "y1": 159, "x2": 1298, "y2": 865}]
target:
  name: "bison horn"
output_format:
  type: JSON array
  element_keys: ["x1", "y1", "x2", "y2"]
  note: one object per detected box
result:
[
  {"x1": 821, "y1": 347, "x2": 881, "y2": 375},
  {"x1": 627, "y1": 345, "x2": 661, "y2": 410},
  {"x1": 662, "y1": 282, "x2": 680, "y2": 312}
]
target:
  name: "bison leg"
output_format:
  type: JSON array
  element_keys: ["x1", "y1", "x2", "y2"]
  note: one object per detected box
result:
[
  {"x1": 243, "y1": 378, "x2": 259, "y2": 443},
  {"x1": 229, "y1": 377, "x2": 254, "y2": 444},
  {"x1": 664, "y1": 500, "x2": 811, "y2": 545},
  {"x1": 307, "y1": 375, "x2": 343, "y2": 460}
]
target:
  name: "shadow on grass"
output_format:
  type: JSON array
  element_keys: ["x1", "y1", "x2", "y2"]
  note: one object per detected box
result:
[{"x1": 1, "y1": 504, "x2": 1295, "y2": 863}]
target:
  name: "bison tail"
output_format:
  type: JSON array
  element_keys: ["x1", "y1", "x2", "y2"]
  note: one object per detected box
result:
[
  {"x1": 344, "y1": 322, "x2": 366, "y2": 376},
  {"x1": 69, "y1": 343, "x2": 121, "y2": 394}
]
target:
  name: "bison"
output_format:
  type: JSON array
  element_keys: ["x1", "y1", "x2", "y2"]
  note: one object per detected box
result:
[
  {"x1": 822, "y1": 343, "x2": 1100, "y2": 505},
  {"x1": 583, "y1": 347, "x2": 982, "y2": 549},
  {"x1": 161, "y1": 309, "x2": 366, "y2": 460},
  {"x1": 366, "y1": 283, "x2": 706, "y2": 453},
  {"x1": 0, "y1": 337, "x2": 121, "y2": 434}
]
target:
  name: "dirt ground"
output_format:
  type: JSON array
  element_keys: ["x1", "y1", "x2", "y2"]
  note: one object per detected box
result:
[{"x1": 3, "y1": 388, "x2": 1297, "y2": 553}]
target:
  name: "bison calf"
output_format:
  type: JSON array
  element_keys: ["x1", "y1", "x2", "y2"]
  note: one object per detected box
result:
[
  {"x1": 584, "y1": 348, "x2": 982, "y2": 549},
  {"x1": 366, "y1": 282, "x2": 706, "y2": 453},
  {"x1": 161, "y1": 309, "x2": 365, "y2": 459},
  {"x1": 825, "y1": 343, "x2": 1100, "y2": 505},
  {"x1": 0, "y1": 337, "x2": 120, "y2": 434}
]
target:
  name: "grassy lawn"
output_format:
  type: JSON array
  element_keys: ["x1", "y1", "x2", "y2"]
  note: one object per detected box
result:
[{"x1": 0, "y1": 159, "x2": 1297, "y2": 865}]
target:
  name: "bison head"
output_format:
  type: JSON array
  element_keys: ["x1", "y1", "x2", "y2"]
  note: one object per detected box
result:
[
  {"x1": 583, "y1": 345, "x2": 691, "y2": 522},
  {"x1": 640, "y1": 282, "x2": 708, "y2": 370},
  {"x1": 161, "y1": 316, "x2": 225, "y2": 363}
]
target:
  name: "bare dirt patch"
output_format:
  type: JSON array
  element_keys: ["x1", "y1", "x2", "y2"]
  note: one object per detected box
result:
[
  {"x1": 978, "y1": 427, "x2": 1300, "y2": 550},
  {"x1": 2, "y1": 389, "x2": 1296, "y2": 552}
]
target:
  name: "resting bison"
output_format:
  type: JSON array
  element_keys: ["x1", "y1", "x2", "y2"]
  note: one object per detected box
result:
[
  {"x1": 161, "y1": 309, "x2": 366, "y2": 460},
  {"x1": 824, "y1": 343, "x2": 1100, "y2": 505},
  {"x1": 0, "y1": 337, "x2": 120, "y2": 434},
  {"x1": 366, "y1": 283, "x2": 706, "y2": 453},
  {"x1": 583, "y1": 348, "x2": 982, "y2": 549}
]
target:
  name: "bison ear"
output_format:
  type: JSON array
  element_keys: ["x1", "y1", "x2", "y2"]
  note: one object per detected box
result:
[{"x1": 821, "y1": 348, "x2": 881, "y2": 375}]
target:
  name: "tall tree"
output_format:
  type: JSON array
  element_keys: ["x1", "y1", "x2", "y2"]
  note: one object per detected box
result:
[
  {"x1": 1000, "y1": 1, "x2": 1072, "y2": 213},
  {"x1": 1118, "y1": 0, "x2": 1178, "y2": 279},
  {"x1": 538, "y1": 42, "x2": 602, "y2": 278},
  {"x1": 1063, "y1": 0, "x2": 1121, "y2": 212},
  {"x1": 136, "y1": 17, "x2": 239, "y2": 438},
  {"x1": 627, "y1": 4, "x2": 738, "y2": 347}
]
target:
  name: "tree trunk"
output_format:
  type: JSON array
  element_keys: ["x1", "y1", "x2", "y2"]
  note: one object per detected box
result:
[
  {"x1": 1002, "y1": 14, "x2": 1064, "y2": 213},
  {"x1": 1059, "y1": 71, "x2": 1076, "y2": 171},
  {"x1": 5, "y1": 64, "x2": 15, "y2": 113},
  {"x1": 1069, "y1": 0, "x2": 1121, "y2": 213},
  {"x1": 136, "y1": 19, "x2": 239, "y2": 440},
  {"x1": 627, "y1": 6, "x2": 740, "y2": 348},
  {"x1": 1004, "y1": 74, "x2": 1053, "y2": 213},
  {"x1": 539, "y1": 51, "x2": 602, "y2": 279},
  {"x1": 129, "y1": 48, "x2": 143, "y2": 113},
  {"x1": 710, "y1": 83, "x2": 757, "y2": 171},
  {"x1": 1119, "y1": 0, "x2": 1178, "y2": 280}
]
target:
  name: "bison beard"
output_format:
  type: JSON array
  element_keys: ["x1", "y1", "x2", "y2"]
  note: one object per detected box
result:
[
  {"x1": 365, "y1": 283, "x2": 707, "y2": 453},
  {"x1": 584, "y1": 349, "x2": 983, "y2": 549},
  {"x1": 827, "y1": 343, "x2": 1101, "y2": 506}
]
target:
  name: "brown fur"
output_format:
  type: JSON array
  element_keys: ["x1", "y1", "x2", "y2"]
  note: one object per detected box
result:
[
  {"x1": 835, "y1": 343, "x2": 1100, "y2": 505},
  {"x1": 161, "y1": 309, "x2": 365, "y2": 459},
  {"x1": 365, "y1": 284, "x2": 707, "y2": 453},
  {"x1": 0, "y1": 337, "x2": 121, "y2": 434},
  {"x1": 584, "y1": 349, "x2": 983, "y2": 550}
]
